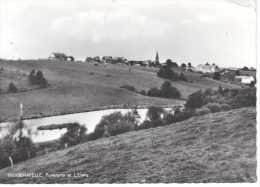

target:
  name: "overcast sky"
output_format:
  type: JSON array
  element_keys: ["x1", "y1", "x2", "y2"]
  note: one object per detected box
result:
[{"x1": 0, "y1": 0, "x2": 256, "y2": 68}]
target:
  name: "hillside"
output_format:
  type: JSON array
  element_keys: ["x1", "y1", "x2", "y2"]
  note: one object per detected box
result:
[
  {"x1": 0, "y1": 60, "x2": 240, "y2": 122},
  {"x1": 0, "y1": 107, "x2": 256, "y2": 183}
]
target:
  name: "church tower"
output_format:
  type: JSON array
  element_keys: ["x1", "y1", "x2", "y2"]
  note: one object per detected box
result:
[{"x1": 155, "y1": 51, "x2": 159, "y2": 65}]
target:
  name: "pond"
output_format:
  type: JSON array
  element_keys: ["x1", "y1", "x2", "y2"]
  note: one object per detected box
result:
[{"x1": 0, "y1": 107, "x2": 176, "y2": 143}]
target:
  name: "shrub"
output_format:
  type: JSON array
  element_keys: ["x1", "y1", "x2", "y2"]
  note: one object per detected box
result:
[
  {"x1": 165, "y1": 59, "x2": 178, "y2": 68},
  {"x1": 195, "y1": 107, "x2": 211, "y2": 116},
  {"x1": 220, "y1": 103, "x2": 231, "y2": 111},
  {"x1": 230, "y1": 87, "x2": 256, "y2": 108},
  {"x1": 146, "y1": 106, "x2": 164, "y2": 121},
  {"x1": 28, "y1": 69, "x2": 36, "y2": 84},
  {"x1": 163, "y1": 112, "x2": 175, "y2": 124},
  {"x1": 138, "y1": 120, "x2": 152, "y2": 130},
  {"x1": 204, "y1": 88, "x2": 213, "y2": 96},
  {"x1": 205, "y1": 103, "x2": 221, "y2": 113},
  {"x1": 217, "y1": 86, "x2": 224, "y2": 96},
  {"x1": 173, "y1": 109, "x2": 193, "y2": 122},
  {"x1": 213, "y1": 72, "x2": 221, "y2": 80},
  {"x1": 60, "y1": 123, "x2": 87, "y2": 147},
  {"x1": 179, "y1": 72, "x2": 187, "y2": 81},
  {"x1": 120, "y1": 85, "x2": 135, "y2": 92},
  {"x1": 8, "y1": 82, "x2": 17, "y2": 93},
  {"x1": 160, "y1": 81, "x2": 181, "y2": 98},
  {"x1": 29, "y1": 70, "x2": 48, "y2": 88},
  {"x1": 108, "y1": 120, "x2": 135, "y2": 136},
  {"x1": 157, "y1": 66, "x2": 179, "y2": 81},
  {"x1": 0, "y1": 121, "x2": 36, "y2": 169},
  {"x1": 34, "y1": 70, "x2": 47, "y2": 88},
  {"x1": 139, "y1": 90, "x2": 146, "y2": 95},
  {"x1": 147, "y1": 87, "x2": 161, "y2": 97},
  {"x1": 94, "y1": 112, "x2": 136, "y2": 138},
  {"x1": 186, "y1": 90, "x2": 204, "y2": 109}
]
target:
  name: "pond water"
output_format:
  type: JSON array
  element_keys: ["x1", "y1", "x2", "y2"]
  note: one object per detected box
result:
[{"x1": 0, "y1": 107, "x2": 174, "y2": 143}]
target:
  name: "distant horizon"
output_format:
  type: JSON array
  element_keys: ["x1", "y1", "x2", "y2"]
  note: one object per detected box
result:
[
  {"x1": 0, "y1": 0, "x2": 256, "y2": 68},
  {"x1": 0, "y1": 56, "x2": 255, "y2": 69}
]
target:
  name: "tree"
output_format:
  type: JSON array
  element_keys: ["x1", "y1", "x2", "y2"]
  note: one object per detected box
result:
[
  {"x1": 0, "y1": 120, "x2": 35, "y2": 169},
  {"x1": 60, "y1": 123, "x2": 87, "y2": 147},
  {"x1": 179, "y1": 72, "x2": 187, "y2": 81},
  {"x1": 34, "y1": 70, "x2": 47, "y2": 88},
  {"x1": 242, "y1": 66, "x2": 249, "y2": 71},
  {"x1": 160, "y1": 81, "x2": 181, "y2": 98},
  {"x1": 94, "y1": 112, "x2": 136, "y2": 138},
  {"x1": 128, "y1": 61, "x2": 134, "y2": 72},
  {"x1": 0, "y1": 135, "x2": 16, "y2": 168},
  {"x1": 8, "y1": 82, "x2": 17, "y2": 93},
  {"x1": 147, "y1": 87, "x2": 161, "y2": 97},
  {"x1": 188, "y1": 62, "x2": 192, "y2": 68},
  {"x1": 146, "y1": 106, "x2": 164, "y2": 122},
  {"x1": 181, "y1": 63, "x2": 186, "y2": 69},
  {"x1": 165, "y1": 59, "x2": 178, "y2": 68},
  {"x1": 157, "y1": 66, "x2": 179, "y2": 81},
  {"x1": 213, "y1": 72, "x2": 221, "y2": 80},
  {"x1": 28, "y1": 69, "x2": 36, "y2": 84},
  {"x1": 186, "y1": 90, "x2": 204, "y2": 109}
]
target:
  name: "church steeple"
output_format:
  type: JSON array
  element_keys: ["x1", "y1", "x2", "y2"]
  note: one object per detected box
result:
[{"x1": 155, "y1": 51, "x2": 159, "y2": 65}]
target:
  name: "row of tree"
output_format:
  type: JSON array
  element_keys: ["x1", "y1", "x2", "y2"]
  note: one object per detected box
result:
[{"x1": 28, "y1": 70, "x2": 48, "y2": 88}]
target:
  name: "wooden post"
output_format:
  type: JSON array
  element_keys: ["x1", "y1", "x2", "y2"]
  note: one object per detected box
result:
[{"x1": 8, "y1": 156, "x2": 14, "y2": 169}]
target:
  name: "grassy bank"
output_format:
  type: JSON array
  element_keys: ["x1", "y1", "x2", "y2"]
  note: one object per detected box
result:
[
  {"x1": 0, "y1": 60, "x2": 239, "y2": 122},
  {"x1": 0, "y1": 107, "x2": 256, "y2": 183}
]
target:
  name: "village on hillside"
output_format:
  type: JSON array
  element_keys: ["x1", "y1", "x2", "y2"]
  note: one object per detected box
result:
[
  {"x1": 47, "y1": 51, "x2": 256, "y2": 86},
  {"x1": 0, "y1": 0, "x2": 257, "y2": 184}
]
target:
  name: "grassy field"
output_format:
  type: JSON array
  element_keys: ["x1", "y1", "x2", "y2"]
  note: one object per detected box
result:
[
  {"x1": 0, "y1": 107, "x2": 256, "y2": 183},
  {"x1": 0, "y1": 60, "x2": 240, "y2": 122}
]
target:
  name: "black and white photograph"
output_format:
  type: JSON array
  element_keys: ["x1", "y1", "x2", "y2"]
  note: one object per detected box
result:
[{"x1": 0, "y1": 0, "x2": 257, "y2": 184}]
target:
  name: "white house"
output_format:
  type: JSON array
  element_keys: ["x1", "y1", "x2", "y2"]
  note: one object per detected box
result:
[
  {"x1": 195, "y1": 64, "x2": 219, "y2": 73},
  {"x1": 235, "y1": 75, "x2": 255, "y2": 85}
]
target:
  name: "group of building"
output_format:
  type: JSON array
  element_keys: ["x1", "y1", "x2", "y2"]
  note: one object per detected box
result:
[
  {"x1": 48, "y1": 52, "x2": 161, "y2": 67},
  {"x1": 186, "y1": 63, "x2": 256, "y2": 86},
  {"x1": 48, "y1": 52, "x2": 256, "y2": 86}
]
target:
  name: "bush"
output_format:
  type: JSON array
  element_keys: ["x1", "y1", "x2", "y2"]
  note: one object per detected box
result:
[
  {"x1": 204, "y1": 88, "x2": 213, "y2": 96},
  {"x1": 34, "y1": 71, "x2": 47, "y2": 88},
  {"x1": 195, "y1": 107, "x2": 211, "y2": 116},
  {"x1": 60, "y1": 123, "x2": 87, "y2": 147},
  {"x1": 94, "y1": 112, "x2": 136, "y2": 138},
  {"x1": 230, "y1": 87, "x2": 256, "y2": 108},
  {"x1": 179, "y1": 72, "x2": 187, "y2": 81},
  {"x1": 138, "y1": 120, "x2": 152, "y2": 130},
  {"x1": 160, "y1": 81, "x2": 181, "y2": 98},
  {"x1": 139, "y1": 90, "x2": 146, "y2": 95},
  {"x1": 205, "y1": 103, "x2": 221, "y2": 113},
  {"x1": 165, "y1": 59, "x2": 178, "y2": 68},
  {"x1": 157, "y1": 66, "x2": 179, "y2": 81},
  {"x1": 220, "y1": 103, "x2": 231, "y2": 111},
  {"x1": 28, "y1": 69, "x2": 36, "y2": 84},
  {"x1": 8, "y1": 82, "x2": 17, "y2": 93},
  {"x1": 120, "y1": 85, "x2": 135, "y2": 92},
  {"x1": 163, "y1": 112, "x2": 175, "y2": 124},
  {"x1": 108, "y1": 120, "x2": 135, "y2": 136},
  {"x1": 186, "y1": 90, "x2": 204, "y2": 109},
  {"x1": 0, "y1": 121, "x2": 36, "y2": 169},
  {"x1": 147, "y1": 87, "x2": 161, "y2": 97},
  {"x1": 146, "y1": 106, "x2": 164, "y2": 121},
  {"x1": 213, "y1": 72, "x2": 221, "y2": 80},
  {"x1": 29, "y1": 70, "x2": 48, "y2": 88},
  {"x1": 173, "y1": 109, "x2": 193, "y2": 122}
]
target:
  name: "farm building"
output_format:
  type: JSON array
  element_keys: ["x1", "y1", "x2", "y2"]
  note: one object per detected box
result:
[
  {"x1": 195, "y1": 64, "x2": 219, "y2": 73},
  {"x1": 49, "y1": 53, "x2": 68, "y2": 61},
  {"x1": 235, "y1": 75, "x2": 255, "y2": 85}
]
